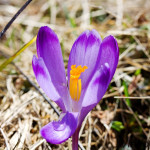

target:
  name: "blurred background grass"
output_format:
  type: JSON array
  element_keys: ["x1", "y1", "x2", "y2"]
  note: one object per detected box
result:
[{"x1": 0, "y1": 0, "x2": 150, "y2": 149}]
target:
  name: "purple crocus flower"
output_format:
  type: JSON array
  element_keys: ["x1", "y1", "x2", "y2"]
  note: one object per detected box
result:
[{"x1": 32, "y1": 26, "x2": 119, "y2": 150}]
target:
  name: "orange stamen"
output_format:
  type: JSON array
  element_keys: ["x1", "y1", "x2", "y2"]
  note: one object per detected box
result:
[{"x1": 69, "y1": 65, "x2": 88, "y2": 101}]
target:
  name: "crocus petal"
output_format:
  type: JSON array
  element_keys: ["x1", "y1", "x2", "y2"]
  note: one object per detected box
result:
[
  {"x1": 40, "y1": 112, "x2": 79, "y2": 144},
  {"x1": 78, "y1": 63, "x2": 110, "y2": 125},
  {"x1": 36, "y1": 26, "x2": 68, "y2": 107},
  {"x1": 99, "y1": 35, "x2": 119, "y2": 82},
  {"x1": 68, "y1": 29, "x2": 102, "y2": 91},
  {"x1": 82, "y1": 63, "x2": 110, "y2": 107},
  {"x1": 32, "y1": 55, "x2": 66, "y2": 112}
]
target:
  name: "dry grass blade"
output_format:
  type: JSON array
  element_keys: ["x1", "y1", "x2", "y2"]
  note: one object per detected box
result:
[
  {"x1": 115, "y1": 96, "x2": 150, "y2": 99},
  {"x1": 0, "y1": 128, "x2": 10, "y2": 150},
  {"x1": 29, "y1": 139, "x2": 46, "y2": 150}
]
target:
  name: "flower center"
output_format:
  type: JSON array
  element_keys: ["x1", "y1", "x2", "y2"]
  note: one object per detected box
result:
[{"x1": 69, "y1": 65, "x2": 88, "y2": 101}]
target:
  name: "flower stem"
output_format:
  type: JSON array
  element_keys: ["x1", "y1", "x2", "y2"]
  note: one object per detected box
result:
[{"x1": 72, "y1": 128, "x2": 79, "y2": 150}]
